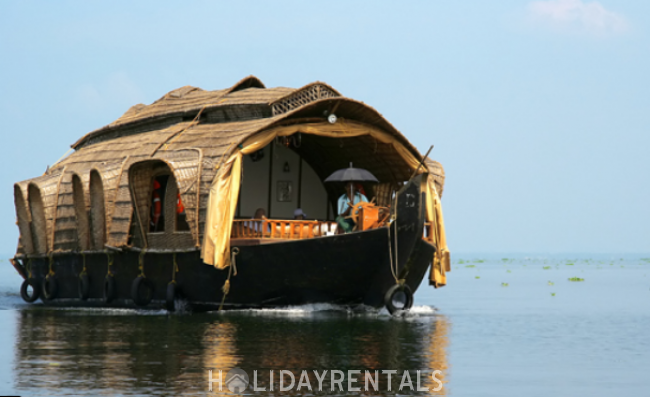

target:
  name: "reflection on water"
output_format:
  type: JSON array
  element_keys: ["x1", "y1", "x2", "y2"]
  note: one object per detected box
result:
[
  {"x1": 14, "y1": 306, "x2": 449, "y2": 396},
  {"x1": 7, "y1": 255, "x2": 650, "y2": 396}
]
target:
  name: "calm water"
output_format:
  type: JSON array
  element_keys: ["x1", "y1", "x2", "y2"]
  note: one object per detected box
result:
[{"x1": 0, "y1": 254, "x2": 648, "y2": 396}]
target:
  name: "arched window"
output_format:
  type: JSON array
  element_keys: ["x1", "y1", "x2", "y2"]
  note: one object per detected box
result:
[
  {"x1": 72, "y1": 174, "x2": 90, "y2": 251},
  {"x1": 28, "y1": 183, "x2": 48, "y2": 253},
  {"x1": 89, "y1": 170, "x2": 106, "y2": 250},
  {"x1": 14, "y1": 185, "x2": 34, "y2": 254}
]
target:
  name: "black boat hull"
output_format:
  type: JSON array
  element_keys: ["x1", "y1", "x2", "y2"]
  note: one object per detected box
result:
[{"x1": 12, "y1": 175, "x2": 435, "y2": 311}]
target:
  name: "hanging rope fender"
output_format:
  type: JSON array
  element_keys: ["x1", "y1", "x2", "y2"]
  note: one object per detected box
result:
[
  {"x1": 218, "y1": 247, "x2": 240, "y2": 311},
  {"x1": 383, "y1": 212, "x2": 415, "y2": 314},
  {"x1": 47, "y1": 254, "x2": 55, "y2": 277},
  {"x1": 105, "y1": 252, "x2": 114, "y2": 277},
  {"x1": 138, "y1": 249, "x2": 147, "y2": 278},
  {"x1": 80, "y1": 252, "x2": 87, "y2": 276},
  {"x1": 386, "y1": 215, "x2": 403, "y2": 285},
  {"x1": 171, "y1": 253, "x2": 179, "y2": 283},
  {"x1": 27, "y1": 258, "x2": 33, "y2": 279}
]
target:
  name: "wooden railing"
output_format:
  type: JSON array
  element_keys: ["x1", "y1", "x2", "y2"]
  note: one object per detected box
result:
[{"x1": 231, "y1": 219, "x2": 338, "y2": 240}]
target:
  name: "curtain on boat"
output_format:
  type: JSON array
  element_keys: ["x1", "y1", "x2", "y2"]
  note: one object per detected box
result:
[
  {"x1": 201, "y1": 121, "x2": 450, "y2": 287},
  {"x1": 425, "y1": 175, "x2": 450, "y2": 287}
]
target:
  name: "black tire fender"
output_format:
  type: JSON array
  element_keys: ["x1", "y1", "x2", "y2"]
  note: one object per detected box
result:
[
  {"x1": 166, "y1": 282, "x2": 176, "y2": 312},
  {"x1": 20, "y1": 278, "x2": 41, "y2": 303},
  {"x1": 103, "y1": 275, "x2": 115, "y2": 304},
  {"x1": 131, "y1": 276, "x2": 154, "y2": 306},
  {"x1": 42, "y1": 275, "x2": 58, "y2": 301},
  {"x1": 384, "y1": 283, "x2": 414, "y2": 314},
  {"x1": 78, "y1": 272, "x2": 90, "y2": 301}
]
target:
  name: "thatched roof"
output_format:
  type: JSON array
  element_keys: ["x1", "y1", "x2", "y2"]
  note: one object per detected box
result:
[
  {"x1": 72, "y1": 76, "x2": 340, "y2": 150},
  {"x1": 15, "y1": 75, "x2": 445, "y2": 255}
]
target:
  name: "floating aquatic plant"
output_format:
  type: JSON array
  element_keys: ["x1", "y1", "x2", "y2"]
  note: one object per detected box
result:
[
  {"x1": 543, "y1": 266, "x2": 551, "y2": 270},
  {"x1": 465, "y1": 265, "x2": 476, "y2": 268},
  {"x1": 474, "y1": 259, "x2": 485, "y2": 263},
  {"x1": 568, "y1": 277, "x2": 584, "y2": 282},
  {"x1": 566, "y1": 263, "x2": 574, "y2": 266},
  {"x1": 547, "y1": 281, "x2": 554, "y2": 286},
  {"x1": 475, "y1": 276, "x2": 480, "y2": 279},
  {"x1": 551, "y1": 293, "x2": 556, "y2": 297},
  {"x1": 501, "y1": 282, "x2": 509, "y2": 287}
]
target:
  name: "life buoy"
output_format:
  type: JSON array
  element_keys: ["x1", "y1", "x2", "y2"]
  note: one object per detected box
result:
[
  {"x1": 41, "y1": 275, "x2": 58, "y2": 301},
  {"x1": 384, "y1": 283, "x2": 414, "y2": 314},
  {"x1": 20, "y1": 278, "x2": 41, "y2": 303},
  {"x1": 78, "y1": 272, "x2": 90, "y2": 301},
  {"x1": 131, "y1": 276, "x2": 154, "y2": 306},
  {"x1": 166, "y1": 282, "x2": 177, "y2": 312},
  {"x1": 103, "y1": 275, "x2": 115, "y2": 303}
]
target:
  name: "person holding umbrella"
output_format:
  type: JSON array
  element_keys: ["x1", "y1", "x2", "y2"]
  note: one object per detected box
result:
[
  {"x1": 325, "y1": 163, "x2": 377, "y2": 233},
  {"x1": 336, "y1": 182, "x2": 369, "y2": 233}
]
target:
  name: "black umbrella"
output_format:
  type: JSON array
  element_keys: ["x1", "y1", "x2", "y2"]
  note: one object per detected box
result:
[{"x1": 324, "y1": 163, "x2": 378, "y2": 183}]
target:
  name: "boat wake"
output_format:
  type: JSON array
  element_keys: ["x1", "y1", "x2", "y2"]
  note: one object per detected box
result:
[
  {"x1": 0, "y1": 283, "x2": 438, "y2": 319},
  {"x1": 214, "y1": 303, "x2": 438, "y2": 318}
]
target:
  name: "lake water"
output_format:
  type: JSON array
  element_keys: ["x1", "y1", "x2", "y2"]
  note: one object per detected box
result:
[{"x1": 0, "y1": 254, "x2": 648, "y2": 396}]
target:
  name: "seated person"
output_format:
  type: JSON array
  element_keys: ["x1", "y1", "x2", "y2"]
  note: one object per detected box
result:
[
  {"x1": 253, "y1": 208, "x2": 266, "y2": 220},
  {"x1": 248, "y1": 208, "x2": 268, "y2": 234},
  {"x1": 293, "y1": 208, "x2": 307, "y2": 220},
  {"x1": 336, "y1": 182, "x2": 369, "y2": 233}
]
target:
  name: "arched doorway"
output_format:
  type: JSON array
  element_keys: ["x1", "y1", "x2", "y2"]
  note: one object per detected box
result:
[
  {"x1": 14, "y1": 185, "x2": 34, "y2": 254},
  {"x1": 28, "y1": 183, "x2": 48, "y2": 253},
  {"x1": 72, "y1": 174, "x2": 90, "y2": 251},
  {"x1": 129, "y1": 160, "x2": 193, "y2": 249},
  {"x1": 89, "y1": 170, "x2": 106, "y2": 250}
]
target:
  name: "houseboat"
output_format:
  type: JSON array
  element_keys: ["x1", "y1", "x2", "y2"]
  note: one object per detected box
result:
[{"x1": 9, "y1": 76, "x2": 450, "y2": 313}]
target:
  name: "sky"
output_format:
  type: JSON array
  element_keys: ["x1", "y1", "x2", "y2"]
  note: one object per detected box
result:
[{"x1": 0, "y1": 0, "x2": 648, "y2": 256}]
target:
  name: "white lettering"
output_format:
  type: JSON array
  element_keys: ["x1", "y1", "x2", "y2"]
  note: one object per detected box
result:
[
  {"x1": 399, "y1": 370, "x2": 414, "y2": 391},
  {"x1": 253, "y1": 370, "x2": 265, "y2": 391},
  {"x1": 432, "y1": 370, "x2": 443, "y2": 391},
  {"x1": 270, "y1": 370, "x2": 273, "y2": 391},
  {"x1": 365, "y1": 370, "x2": 379, "y2": 391},
  {"x1": 331, "y1": 370, "x2": 344, "y2": 391},
  {"x1": 208, "y1": 370, "x2": 222, "y2": 391},
  {"x1": 280, "y1": 370, "x2": 295, "y2": 391},
  {"x1": 416, "y1": 370, "x2": 429, "y2": 391},
  {"x1": 297, "y1": 370, "x2": 312, "y2": 391},
  {"x1": 313, "y1": 370, "x2": 328, "y2": 391},
  {"x1": 348, "y1": 370, "x2": 361, "y2": 392},
  {"x1": 382, "y1": 370, "x2": 397, "y2": 391}
]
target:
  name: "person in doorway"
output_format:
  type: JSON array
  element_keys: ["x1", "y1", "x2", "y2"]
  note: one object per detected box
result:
[
  {"x1": 176, "y1": 192, "x2": 191, "y2": 231},
  {"x1": 150, "y1": 180, "x2": 162, "y2": 232},
  {"x1": 176, "y1": 193, "x2": 185, "y2": 215},
  {"x1": 336, "y1": 182, "x2": 368, "y2": 233}
]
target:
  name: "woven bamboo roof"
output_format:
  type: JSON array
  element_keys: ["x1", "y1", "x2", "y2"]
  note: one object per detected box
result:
[
  {"x1": 15, "y1": 76, "x2": 446, "y2": 254},
  {"x1": 72, "y1": 75, "x2": 340, "y2": 150}
]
